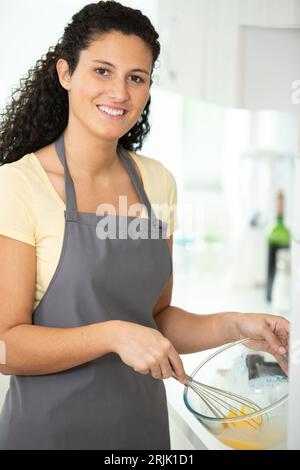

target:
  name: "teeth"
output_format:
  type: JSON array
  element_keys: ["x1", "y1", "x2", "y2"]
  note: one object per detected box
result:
[{"x1": 98, "y1": 105, "x2": 125, "y2": 116}]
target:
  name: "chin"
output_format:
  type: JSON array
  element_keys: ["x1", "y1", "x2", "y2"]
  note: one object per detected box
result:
[{"x1": 96, "y1": 130, "x2": 123, "y2": 142}]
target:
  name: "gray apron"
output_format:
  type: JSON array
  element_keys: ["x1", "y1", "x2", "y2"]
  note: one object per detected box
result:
[{"x1": 0, "y1": 131, "x2": 172, "y2": 450}]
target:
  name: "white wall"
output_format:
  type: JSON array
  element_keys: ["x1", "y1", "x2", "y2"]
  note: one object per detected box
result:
[{"x1": 0, "y1": 0, "x2": 158, "y2": 106}]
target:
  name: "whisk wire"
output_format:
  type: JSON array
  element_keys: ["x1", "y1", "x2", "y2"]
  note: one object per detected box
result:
[
  {"x1": 178, "y1": 374, "x2": 263, "y2": 429},
  {"x1": 189, "y1": 383, "x2": 261, "y2": 429}
]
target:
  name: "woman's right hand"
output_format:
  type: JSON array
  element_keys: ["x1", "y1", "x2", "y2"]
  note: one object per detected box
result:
[{"x1": 112, "y1": 320, "x2": 186, "y2": 384}]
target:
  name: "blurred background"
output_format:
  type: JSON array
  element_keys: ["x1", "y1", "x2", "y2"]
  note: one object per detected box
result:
[{"x1": 1, "y1": 0, "x2": 300, "y2": 450}]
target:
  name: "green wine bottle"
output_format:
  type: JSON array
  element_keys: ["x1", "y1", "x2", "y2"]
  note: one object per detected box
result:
[{"x1": 266, "y1": 190, "x2": 290, "y2": 302}]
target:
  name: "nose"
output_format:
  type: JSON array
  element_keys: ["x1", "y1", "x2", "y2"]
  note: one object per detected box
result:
[{"x1": 106, "y1": 77, "x2": 130, "y2": 103}]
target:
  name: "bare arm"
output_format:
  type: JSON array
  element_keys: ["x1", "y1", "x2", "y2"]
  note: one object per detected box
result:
[
  {"x1": 154, "y1": 304, "x2": 238, "y2": 353},
  {"x1": 0, "y1": 235, "x2": 117, "y2": 376}
]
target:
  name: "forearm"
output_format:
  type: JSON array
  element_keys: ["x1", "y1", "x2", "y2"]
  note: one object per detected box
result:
[
  {"x1": 0, "y1": 321, "x2": 119, "y2": 376},
  {"x1": 154, "y1": 306, "x2": 241, "y2": 354}
]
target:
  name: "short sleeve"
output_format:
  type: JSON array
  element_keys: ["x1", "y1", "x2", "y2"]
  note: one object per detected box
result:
[
  {"x1": 164, "y1": 168, "x2": 180, "y2": 238},
  {"x1": 0, "y1": 165, "x2": 36, "y2": 246}
]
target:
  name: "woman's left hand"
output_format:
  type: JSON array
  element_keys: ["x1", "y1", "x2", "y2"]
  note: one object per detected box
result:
[{"x1": 234, "y1": 313, "x2": 289, "y2": 374}]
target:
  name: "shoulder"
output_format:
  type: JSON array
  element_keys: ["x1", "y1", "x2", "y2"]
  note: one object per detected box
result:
[
  {"x1": 128, "y1": 151, "x2": 177, "y2": 194},
  {"x1": 0, "y1": 155, "x2": 40, "y2": 219},
  {"x1": 0, "y1": 153, "x2": 49, "y2": 195},
  {"x1": 128, "y1": 151, "x2": 179, "y2": 237},
  {"x1": 0, "y1": 156, "x2": 34, "y2": 191},
  {"x1": 0, "y1": 157, "x2": 37, "y2": 245}
]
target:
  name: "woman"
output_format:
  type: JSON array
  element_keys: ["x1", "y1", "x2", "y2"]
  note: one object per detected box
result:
[{"x1": 0, "y1": 1, "x2": 289, "y2": 450}]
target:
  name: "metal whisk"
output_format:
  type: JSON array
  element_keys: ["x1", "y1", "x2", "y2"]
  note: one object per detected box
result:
[{"x1": 174, "y1": 373, "x2": 263, "y2": 429}]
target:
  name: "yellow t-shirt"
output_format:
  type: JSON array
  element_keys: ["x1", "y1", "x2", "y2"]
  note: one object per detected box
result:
[{"x1": 0, "y1": 151, "x2": 179, "y2": 311}]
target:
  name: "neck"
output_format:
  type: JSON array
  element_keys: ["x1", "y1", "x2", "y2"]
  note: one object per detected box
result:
[{"x1": 63, "y1": 123, "x2": 120, "y2": 179}]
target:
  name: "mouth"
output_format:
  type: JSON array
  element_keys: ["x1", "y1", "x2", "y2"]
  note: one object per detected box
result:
[{"x1": 96, "y1": 105, "x2": 128, "y2": 121}]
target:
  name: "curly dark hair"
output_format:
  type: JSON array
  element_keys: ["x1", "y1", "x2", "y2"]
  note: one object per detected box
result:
[{"x1": 0, "y1": 1, "x2": 161, "y2": 165}]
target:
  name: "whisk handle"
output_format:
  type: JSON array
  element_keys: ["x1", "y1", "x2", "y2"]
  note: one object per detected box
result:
[{"x1": 171, "y1": 369, "x2": 192, "y2": 385}]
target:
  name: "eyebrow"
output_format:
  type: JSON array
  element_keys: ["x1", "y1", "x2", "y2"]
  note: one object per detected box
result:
[{"x1": 91, "y1": 60, "x2": 150, "y2": 75}]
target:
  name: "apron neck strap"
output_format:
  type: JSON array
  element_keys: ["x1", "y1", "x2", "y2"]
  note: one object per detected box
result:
[
  {"x1": 116, "y1": 144, "x2": 156, "y2": 222},
  {"x1": 55, "y1": 132, "x2": 78, "y2": 221},
  {"x1": 54, "y1": 132, "x2": 159, "y2": 225}
]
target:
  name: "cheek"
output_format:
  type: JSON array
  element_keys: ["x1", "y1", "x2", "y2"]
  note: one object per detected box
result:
[
  {"x1": 133, "y1": 89, "x2": 150, "y2": 111},
  {"x1": 71, "y1": 75, "x2": 99, "y2": 103}
]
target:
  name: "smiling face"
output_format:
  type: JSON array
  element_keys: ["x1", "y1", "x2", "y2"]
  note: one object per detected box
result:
[{"x1": 56, "y1": 30, "x2": 153, "y2": 143}]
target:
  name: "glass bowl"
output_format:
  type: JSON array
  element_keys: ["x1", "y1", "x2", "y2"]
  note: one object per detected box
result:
[{"x1": 183, "y1": 339, "x2": 288, "y2": 450}]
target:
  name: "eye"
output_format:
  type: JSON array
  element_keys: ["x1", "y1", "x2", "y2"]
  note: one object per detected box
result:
[
  {"x1": 129, "y1": 75, "x2": 145, "y2": 84},
  {"x1": 95, "y1": 68, "x2": 110, "y2": 76},
  {"x1": 94, "y1": 69, "x2": 145, "y2": 84}
]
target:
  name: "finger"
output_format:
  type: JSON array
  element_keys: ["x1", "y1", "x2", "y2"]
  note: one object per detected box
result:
[
  {"x1": 159, "y1": 356, "x2": 173, "y2": 380},
  {"x1": 267, "y1": 316, "x2": 290, "y2": 341},
  {"x1": 262, "y1": 326, "x2": 287, "y2": 356},
  {"x1": 134, "y1": 366, "x2": 149, "y2": 375},
  {"x1": 276, "y1": 332, "x2": 289, "y2": 351},
  {"x1": 150, "y1": 365, "x2": 163, "y2": 380},
  {"x1": 273, "y1": 353, "x2": 289, "y2": 376},
  {"x1": 168, "y1": 347, "x2": 186, "y2": 384}
]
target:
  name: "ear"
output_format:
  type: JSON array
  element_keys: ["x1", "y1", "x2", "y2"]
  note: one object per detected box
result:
[{"x1": 56, "y1": 58, "x2": 72, "y2": 91}]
